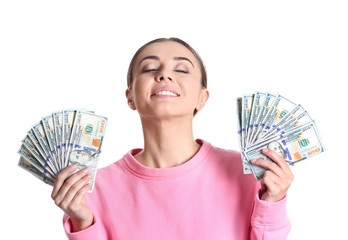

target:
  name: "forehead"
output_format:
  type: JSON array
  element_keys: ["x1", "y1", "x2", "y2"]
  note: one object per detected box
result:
[{"x1": 135, "y1": 41, "x2": 198, "y2": 64}]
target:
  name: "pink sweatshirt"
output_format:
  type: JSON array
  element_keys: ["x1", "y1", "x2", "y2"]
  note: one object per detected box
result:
[{"x1": 63, "y1": 139, "x2": 291, "y2": 239}]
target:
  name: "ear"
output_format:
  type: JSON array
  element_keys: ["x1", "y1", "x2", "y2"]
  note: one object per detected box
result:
[
  {"x1": 126, "y1": 88, "x2": 136, "y2": 110},
  {"x1": 195, "y1": 89, "x2": 209, "y2": 112}
]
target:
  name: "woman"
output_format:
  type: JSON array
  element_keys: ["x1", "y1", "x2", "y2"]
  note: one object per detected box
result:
[{"x1": 51, "y1": 38, "x2": 293, "y2": 239}]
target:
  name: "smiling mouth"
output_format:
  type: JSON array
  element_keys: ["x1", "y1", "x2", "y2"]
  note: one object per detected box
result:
[{"x1": 151, "y1": 90, "x2": 180, "y2": 97}]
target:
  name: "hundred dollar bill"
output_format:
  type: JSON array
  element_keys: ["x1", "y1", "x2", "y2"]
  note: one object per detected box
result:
[
  {"x1": 253, "y1": 109, "x2": 313, "y2": 146},
  {"x1": 18, "y1": 145, "x2": 55, "y2": 182},
  {"x1": 22, "y1": 135, "x2": 56, "y2": 177},
  {"x1": 236, "y1": 97, "x2": 242, "y2": 146},
  {"x1": 62, "y1": 110, "x2": 76, "y2": 169},
  {"x1": 42, "y1": 115, "x2": 60, "y2": 170},
  {"x1": 27, "y1": 129, "x2": 58, "y2": 175},
  {"x1": 62, "y1": 109, "x2": 94, "y2": 169},
  {"x1": 245, "y1": 121, "x2": 324, "y2": 180},
  {"x1": 246, "y1": 92, "x2": 263, "y2": 146},
  {"x1": 252, "y1": 95, "x2": 296, "y2": 145},
  {"x1": 257, "y1": 104, "x2": 304, "y2": 143},
  {"x1": 53, "y1": 111, "x2": 63, "y2": 171},
  {"x1": 32, "y1": 122, "x2": 59, "y2": 174},
  {"x1": 236, "y1": 97, "x2": 252, "y2": 174},
  {"x1": 246, "y1": 92, "x2": 275, "y2": 146},
  {"x1": 18, "y1": 157, "x2": 54, "y2": 186},
  {"x1": 241, "y1": 94, "x2": 254, "y2": 151},
  {"x1": 67, "y1": 111, "x2": 107, "y2": 192},
  {"x1": 248, "y1": 93, "x2": 277, "y2": 145}
]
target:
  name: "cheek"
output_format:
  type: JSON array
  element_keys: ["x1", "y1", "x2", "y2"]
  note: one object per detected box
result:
[
  {"x1": 188, "y1": 79, "x2": 203, "y2": 98},
  {"x1": 132, "y1": 78, "x2": 148, "y2": 99}
]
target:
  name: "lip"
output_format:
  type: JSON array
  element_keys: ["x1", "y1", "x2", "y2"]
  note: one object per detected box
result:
[{"x1": 151, "y1": 86, "x2": 181, "y2": 97}]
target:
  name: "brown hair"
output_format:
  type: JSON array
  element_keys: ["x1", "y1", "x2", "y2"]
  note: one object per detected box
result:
[{"x1": 127, "y1": 37, "x2": 207, "y2": 90}]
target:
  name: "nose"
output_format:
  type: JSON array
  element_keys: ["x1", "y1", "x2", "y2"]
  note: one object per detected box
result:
[
  {"x1": 159, "y1": 76, "x2": 172, "y2": 81},
  {"x1": 155, "y1": 68, "x2": 172, "y2": 82}
]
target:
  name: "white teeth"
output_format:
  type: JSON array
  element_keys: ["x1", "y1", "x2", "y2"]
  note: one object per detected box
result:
[{"x1": 155, "y1": 91, "x2": 177, "y2": 96}]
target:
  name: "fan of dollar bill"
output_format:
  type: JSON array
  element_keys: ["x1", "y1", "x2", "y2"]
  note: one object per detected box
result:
[
  {"x1": 18, "y1": 109, "x2": 107, "y2": 192},
  {"x1": 236, "y1": 92, "x2": 324, "y2": 181}
]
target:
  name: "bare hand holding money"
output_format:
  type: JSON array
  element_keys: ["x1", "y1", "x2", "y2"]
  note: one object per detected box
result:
[
  {"x1": 236, "y1": 92, "x2": 324, "y2": 181},
  {"x1": 17, "y1": 109, "x2": 107, "y2": 192},
  {"x1": 17, "y1": 109, "x2": 107, "y2": 232},
  {"x1": 51, "y1": 165, "x2": 94, "y2": 232},
  {"x1": 251, "y1": 148, "x2": 294, "y2": 202}
]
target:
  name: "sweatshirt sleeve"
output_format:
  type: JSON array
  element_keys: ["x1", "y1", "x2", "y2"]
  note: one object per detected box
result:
[
  {"x1": 63, "y1": 214, "x2": 103, "y2": 240},
  {"x1": 250, "y1": 193, "x2": 291, "y2": 240}
]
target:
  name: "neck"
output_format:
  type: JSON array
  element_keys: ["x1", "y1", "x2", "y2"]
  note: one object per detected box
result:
[{"x1": 135, "y1": 116, "x2": 201, "y2": 168}]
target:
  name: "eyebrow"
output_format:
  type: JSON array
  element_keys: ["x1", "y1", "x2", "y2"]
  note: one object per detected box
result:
[
  {"x1": 138, "y1": 55, "x2": 195, "y2": 68},
  {"x1": 173, "y1": 57, "x2": 195, "y2": 68}
]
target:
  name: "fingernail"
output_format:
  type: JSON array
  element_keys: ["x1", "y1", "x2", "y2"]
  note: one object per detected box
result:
[
  {"x1": 82, "y1": 168, "x2": 89, "y2": 173},
  {"x1": 251, "y1": 159, "x2": 256, "y2": 163},
  {"x1": 71, "y1": 164, "x2": 78, "y2": 169},
  {"x1": 262, "y1": 148, "x2": 269, "y2": 153}
]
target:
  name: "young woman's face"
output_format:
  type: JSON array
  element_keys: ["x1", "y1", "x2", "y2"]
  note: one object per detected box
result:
[{"x1": 126, "y1": 41, "x2": 208, "y2": 120}]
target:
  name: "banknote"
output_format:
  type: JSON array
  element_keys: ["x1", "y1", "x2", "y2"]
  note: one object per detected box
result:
[
  {"x1": 62, "y1": 110, "x2": 77, "y2": 169},
  {"x1": 42, "y1": 115, "x2": 60, "y2": 170},
  {"x1": 18, "y1": 109, "x2": 107, "y2": 192},
  {"x1": 62, "y1": 109, "x2": 94, "y2": 169},
  {"x1": 21, "y1": 135, "x2": 56, "y2": 177},
  {"x1": 255, "y1": 104, "x2": 304, "y2": 144},
  {"x1": 254, "y1": 109, "x2": 313, "y2": 145},
  {"x1": 248, "y1": 93, "x2": 277, "y2": 146},
  {"x1": 244, "y1": 121, "x2": 324, "y2": 180},
  {"x1": 236, "y1": 97, "x2": 252, "y2": 174},
  {"x1": 246, "y1": 92, "x2": 264, "y2": 146},
  {"x1": 251, "y1": 95, "x2": 297, "y2": 146},
  {"x1": 241, "y1": 94, "x2": 254, "y2": 152},
  {"x1": 18, "y1": 145, "x2": 55, "y2": 182},
  {"x1": 236, "y1": 97, "x2": 242, "y2": 146},
  {"x1": 18, "y1": 157, "x2": 55, "y2": 186},
  {"x1": 53, "y1": 111, "x2": 64, "y2": 171},
  {"x1": 27, "y1": 129, "x2": 58, "y2": 175},
  {"x1": 32, "y1": 122, "x2": 59, "y2": 174},
  {"x1": 246, "y1": 92, "x2": 277, "y2": 146},
  {"x1": 236, "y1": 92, "x2": 324, "y2": 181},
  {"x1": 67, "y1": 111, "x2": 107, "y2": 192}
]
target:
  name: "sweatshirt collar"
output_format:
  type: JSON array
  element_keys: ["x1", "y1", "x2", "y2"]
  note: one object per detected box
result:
[{"x1": 121, "y1": 139, "x2": 212, "y2": 180}]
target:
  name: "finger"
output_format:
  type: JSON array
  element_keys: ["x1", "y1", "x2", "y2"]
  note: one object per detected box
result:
[
  {"x1": 262, "y1": 171, "x2": 277, "y2": 192},
  {"x1": 259, "y1": 177, "x2": 267, "y2": 194},
  {"x1": 51, "y1": 165, "x2": 78, "y2": 199},
  {"x1": 263, "y1": 170, "x2": 279, "y2": 185},
  {"x1": 263, "y1": 170, "x2": 285, "y2": 195},
  {"x1": 69, "y1": 182, "x2": 93, "y2": 211},
  {"x1": 262, "y1": 148, "x2": 288, "y2": 169},
  {"x1": 53, "y1": 168, "x2": 89, "y2": 205},
  {"x1": 251, "y1": 158, "x2": 284, "y2": 178},
  {"x1": 262, "y1": 148, "x2": 293, "y2": 176},
  {"x1": 60, "y1": 174, "x2": 92, "y2": 209}
]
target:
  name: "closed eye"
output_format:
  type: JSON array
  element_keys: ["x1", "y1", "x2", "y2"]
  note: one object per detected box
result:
[
  {"x1": 174, "y1": 70, "x2": 188, "y2": 73},
  {"x1": 142, "y1": 69, "x2": 158, "y2": 73}
]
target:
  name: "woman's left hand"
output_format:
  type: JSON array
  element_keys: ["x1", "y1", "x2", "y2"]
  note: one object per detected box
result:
[{"x1": 251, "y1": 148, "x2": 294, "y2": 202}]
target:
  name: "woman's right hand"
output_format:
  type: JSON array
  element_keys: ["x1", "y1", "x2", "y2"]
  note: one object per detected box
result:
[{"x1": 51, "y1": 164, "x2": 94, "y2": 232}]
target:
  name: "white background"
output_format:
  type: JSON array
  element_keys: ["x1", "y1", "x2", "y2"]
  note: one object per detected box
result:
[{"x1": 1, "y1": 1, "x2": 347, "y2": 239}]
